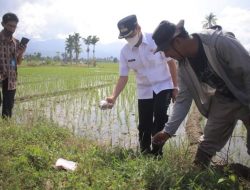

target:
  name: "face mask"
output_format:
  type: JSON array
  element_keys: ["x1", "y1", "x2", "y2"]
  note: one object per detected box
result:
[{"x1": 126, "y1": 32, "x2": 140, "y2": 47}]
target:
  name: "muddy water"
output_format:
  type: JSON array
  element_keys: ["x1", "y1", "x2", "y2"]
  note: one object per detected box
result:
[{"x1": 14, "y1": 88, "x2": 249, "y2": 166}]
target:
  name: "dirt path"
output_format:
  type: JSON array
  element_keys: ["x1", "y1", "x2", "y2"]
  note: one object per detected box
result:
[{"x1": 185, "y1": 103, "x2": 203, "y2": 158}]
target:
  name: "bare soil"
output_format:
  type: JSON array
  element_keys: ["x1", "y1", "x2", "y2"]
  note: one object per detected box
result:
[{"x1": 185, "y1": 104, "x2": 203, "y2": 158}]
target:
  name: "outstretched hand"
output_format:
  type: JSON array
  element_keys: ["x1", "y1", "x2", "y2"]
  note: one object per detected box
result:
[
  {"x1": 18, "y1": 44, "x2": 27, "y2": 57},
  {"x1": 171, "y1": 88, "x2": 178, "y2": 103},
  {"x1": 105, "y1": 96, "x2": 116, "y2": 109},
  {"x1": 152, "y1": 130, "x2": 171, "y2": 145}
]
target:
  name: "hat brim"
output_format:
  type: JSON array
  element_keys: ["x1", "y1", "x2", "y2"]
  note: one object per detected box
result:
[
  {"x1": 118, "y1": 30, "x2": 134, "y2": 39},
  {"x1": 154, "y1": 42, "x2": 172, "y2": 54},
  {"x1": 153, "y1": 47, "x2": 161, "y2": 54}
]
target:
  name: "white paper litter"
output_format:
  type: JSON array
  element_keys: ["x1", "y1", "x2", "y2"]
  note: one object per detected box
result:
[{"x1": 55, "y1": 158, "x2": 77, "y2": 171}]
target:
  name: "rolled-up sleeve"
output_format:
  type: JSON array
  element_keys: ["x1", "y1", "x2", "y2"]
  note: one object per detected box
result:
[{"x1": 119, "y1": 51, "x2": 129, "y2": 76}]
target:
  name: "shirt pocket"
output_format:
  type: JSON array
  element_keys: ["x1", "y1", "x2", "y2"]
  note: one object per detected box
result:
[{"x1": 127, "y1": 59, "x2": 143, "y2": 71}]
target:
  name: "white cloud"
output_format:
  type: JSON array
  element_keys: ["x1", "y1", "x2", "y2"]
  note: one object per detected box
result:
[
  {"x1": 219, "y1": 7, "x2": 250, "y2": 50},
  {"x1": 56, "y1": 33, "x2": 69, "y2": 40},
  {"x1": 1, "y1": 0, "x2": 249, "y2": 51},
  {"x1": 17, "y1": 2, "x2": 47, "y2": 39}
]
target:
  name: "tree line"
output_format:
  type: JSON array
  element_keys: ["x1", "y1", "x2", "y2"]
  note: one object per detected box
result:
[
  {"x1": 25, "y1": 13, "x2": 249, "y2": 65},
  {"x1": 65, "y1": 33, "x2": 99, "y2": 66}
]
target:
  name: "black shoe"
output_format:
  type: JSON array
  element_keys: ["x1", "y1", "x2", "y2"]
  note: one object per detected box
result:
[
  {"x1": 141, "y1": 148, "x2": 151, "y2": 155},
  {"x1": 151, "y1": 143, "x2": 163, "y2": 154},
  {"x1": 151, "y1": 144, "x2": 163, "y2": 160}
]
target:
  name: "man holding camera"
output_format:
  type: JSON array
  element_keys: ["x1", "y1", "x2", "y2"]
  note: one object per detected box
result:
[{"x1": 0, "y1": 12, "x2": 26, "y2": 118}]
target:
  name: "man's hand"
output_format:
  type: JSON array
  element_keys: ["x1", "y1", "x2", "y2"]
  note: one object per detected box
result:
[
  {"x1": 105, "y1": 96, "x2": 116, "y2": 109},
  {"x1": 17, "y1": 44, "x2": 27, "y2": 65},
  {"x1": 17, "y1": 44, "x2": 26, "y2": 57},
  {"x1": 152, "y1": 130, "x2": 171, "y2": 145},
  {"x1": 172, "y1": 88, "x2": 179, "y2": 103}
]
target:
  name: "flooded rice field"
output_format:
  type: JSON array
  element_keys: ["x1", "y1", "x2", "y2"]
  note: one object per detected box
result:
[{"x1": 14, "y1": 65, "x2": 249, "y2": 166}]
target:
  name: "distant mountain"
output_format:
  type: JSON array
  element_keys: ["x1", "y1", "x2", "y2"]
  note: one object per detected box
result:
[{"x1": 25, "y1": 39, "x2": 125, "y2": 59}]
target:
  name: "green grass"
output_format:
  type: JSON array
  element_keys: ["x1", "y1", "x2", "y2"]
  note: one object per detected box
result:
[{"x1": 0, "y1": 119, "x2": 248, "y2": 190}]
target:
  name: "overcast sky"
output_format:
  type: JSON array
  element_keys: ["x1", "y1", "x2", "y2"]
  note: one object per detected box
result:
[{"x1": 1, "y1": 0, "x2": 250, "y2": 51}]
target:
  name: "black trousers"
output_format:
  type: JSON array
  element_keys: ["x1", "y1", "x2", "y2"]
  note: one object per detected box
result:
[
  {"x1": 138, "y1": 89, "x2": 172, "y2": 154},
  {"x1": 1, "y1": 78, "x2": 16, "y2": 118}
]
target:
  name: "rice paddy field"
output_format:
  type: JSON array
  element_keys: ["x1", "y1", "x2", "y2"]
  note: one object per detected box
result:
[
  {"x1": 13, "y1": 63, "x2": 249, "y2": 166},
  {"x1": 14, "y1": 64, "x2": 140, "y2": 148}
]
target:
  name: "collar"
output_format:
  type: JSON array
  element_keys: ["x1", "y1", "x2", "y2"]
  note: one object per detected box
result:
[
  {"x1": 128, "y1": 33, "x2": 149, "y2": 50},
  {"x1": 141, "y1": 33, "x2": 149, "y2": 45},
  {"x1": 0, "y1": 30, "x2": 15, "y2": 43}
]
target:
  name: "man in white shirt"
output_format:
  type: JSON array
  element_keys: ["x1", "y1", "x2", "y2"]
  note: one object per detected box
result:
[{"x1": 106, "y1": 15, "x2": 178, "y2": 156}]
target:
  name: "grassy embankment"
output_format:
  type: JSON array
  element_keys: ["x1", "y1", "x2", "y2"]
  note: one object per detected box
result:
[{"x1": 1, "y1": 119, "x2": 248, "y2": 189}]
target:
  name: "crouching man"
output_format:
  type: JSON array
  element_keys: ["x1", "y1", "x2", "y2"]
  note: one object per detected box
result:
[{"x1": 151, "y1": 19, "x2": 250, "y2": 167}]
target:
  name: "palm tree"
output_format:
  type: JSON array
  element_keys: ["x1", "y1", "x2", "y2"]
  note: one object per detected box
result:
[
  {"x1": 72, "y1": 33, "x2": 81, "y2": 62},
  {"x1": 65, "y1": 35, "x2": 74, "y2": 62},
  {"x1": 91, "y1": 35, "x2": 100, "y2": 67},
  {"x1": 83, "y1": 35, "x2": 92, "y2": 66},
  {"x1": 202, "y1": 12, "x2": 217, "y2": 29}
]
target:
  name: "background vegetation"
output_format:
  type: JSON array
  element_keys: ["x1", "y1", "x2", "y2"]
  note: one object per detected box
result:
[{"x1": 1, "y1": 118, "x2": 248, "y2": 189}]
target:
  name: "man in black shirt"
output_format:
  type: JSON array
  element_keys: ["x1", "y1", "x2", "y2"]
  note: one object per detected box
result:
[{"x1": 151, "y1": 20, "x2": 250, "y2": 167}]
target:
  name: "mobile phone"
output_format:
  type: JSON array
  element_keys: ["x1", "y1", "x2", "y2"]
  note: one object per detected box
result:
[{"x1": 20, "y1": 37, "x2": 30, "y2": 46}]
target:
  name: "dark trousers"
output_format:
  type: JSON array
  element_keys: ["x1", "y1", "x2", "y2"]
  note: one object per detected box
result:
[
  {"x1": 138, "y1": 89, "x2": 172, "y2": 155},
  {"x1": 1, "y1": 78, "x2": 16, "y2": 118}
]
